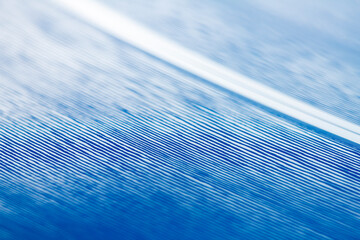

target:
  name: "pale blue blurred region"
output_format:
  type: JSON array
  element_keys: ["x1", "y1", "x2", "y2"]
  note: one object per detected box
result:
[{"x1": 103, "y1": 0, "x2": 360, "y2": 124}]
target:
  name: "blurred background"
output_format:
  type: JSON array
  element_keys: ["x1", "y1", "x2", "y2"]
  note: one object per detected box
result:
[{"x1": 104, "y1": 0, "x2": 360, "y2": 124}]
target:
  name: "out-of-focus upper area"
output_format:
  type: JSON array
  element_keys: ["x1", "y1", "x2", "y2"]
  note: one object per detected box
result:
[{"x1": 103, "y1": 0, "x2": 360, "y2": 124}]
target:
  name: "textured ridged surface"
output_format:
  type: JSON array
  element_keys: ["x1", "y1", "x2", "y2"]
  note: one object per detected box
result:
[{"x1": 0, "y1": 1, "x2": 359, "y2": 239}]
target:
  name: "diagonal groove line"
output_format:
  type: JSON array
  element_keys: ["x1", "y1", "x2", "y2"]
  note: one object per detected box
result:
[{"x1": 52, "y1": 0, "x2": 360, "y2": 144}]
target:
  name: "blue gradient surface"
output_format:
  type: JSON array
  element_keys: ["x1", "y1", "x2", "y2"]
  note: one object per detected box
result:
[{"x1": 0, "y1": 1, "x2": 359, "y2": 239}]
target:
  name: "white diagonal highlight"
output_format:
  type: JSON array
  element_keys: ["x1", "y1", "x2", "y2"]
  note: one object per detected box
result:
[{"x1": 52, "y1": 0, "x2": 360, "y2": 144}]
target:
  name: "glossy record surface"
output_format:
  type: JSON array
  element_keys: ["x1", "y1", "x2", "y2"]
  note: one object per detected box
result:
[{"x1": 0, "y1": 0, "x2": 359, "y2": 239}]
